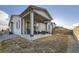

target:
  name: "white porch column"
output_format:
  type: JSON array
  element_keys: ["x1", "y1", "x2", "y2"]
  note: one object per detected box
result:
[
  {"x1": 49, "y1": 22, "x2": 52, "y2": 34},
  {"x1": 30, "y1": 12, "x2": 34, "y2": 36},
  {"x1": 47, "y1": 22, "x2": 52, "y2": 34},
  {"x1": 45, "y1": 22, "x2": 47, "y2": 32},
  {"x1": 23, "y1": 19, "x2": 25, "y2": 34}
]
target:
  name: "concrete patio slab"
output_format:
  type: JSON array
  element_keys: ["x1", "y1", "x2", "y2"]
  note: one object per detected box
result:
[{"x1": 0, "y1": 34, "x2": 19, "y2": 41}]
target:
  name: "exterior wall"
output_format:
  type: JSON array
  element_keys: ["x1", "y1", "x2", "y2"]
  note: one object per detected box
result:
[
  {"x1": 50, "y1": 23, "x2": 53, "y2": 33},
  {"x1": 46, "y1": 22, "x2": 50, "y2": 32},
  {"x1": 34, "y1": 9, "x2": 51, "y2": 20},
  {"x1": 35, "y1": 23, "x2": 46, "y2": 32},
  {"x1": 52, "y1": 23, "x2": 56, "y2": 28},
  {"x1": 35, "y1": 22, "x2": 53, "y2": 33},
  {"x1": 9, "y1": 23, "x2": 12, "y2": 32},
  {"x1": 9, "y1": 22, "x2": 13, "y2": 33},
  {"x1": 12, "y1": 16, "x2": 21, "y2": 35},
  {"x1": 73, "y1": 26, "x2": 79, "y2": 40},
  {"x1": 47, "y1": 22, "x2": 53, "y2": 33}
]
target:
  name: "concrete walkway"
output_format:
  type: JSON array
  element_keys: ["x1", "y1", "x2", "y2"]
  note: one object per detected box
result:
[
  {"x1": 67, "y1": 35, "x2": 79, "y2": 53},
  {"x1": 0, "y1": 34, "x2": 19, "y2": 41},
  {"x1": 71, "y1": 35, "x2": 79, "y2": 53},
  {"x1": 21, "y1": 34, "x2": 52, "y2": 40}
]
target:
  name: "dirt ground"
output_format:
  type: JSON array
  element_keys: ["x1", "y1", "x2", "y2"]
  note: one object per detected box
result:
[{"x1": 0, "y1": 34, "x2": 72, "y2": 53}]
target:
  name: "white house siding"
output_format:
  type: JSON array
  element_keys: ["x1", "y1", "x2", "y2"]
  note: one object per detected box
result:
[
  {"x1": 35, "y1": 23, "x2": 46, "y2": 32},
  {"x1": 34, "y1": 9, "x2": 51, "y2": 20},
  {"x1": 9, "y1": 23, "x2": 12, "y2": 32},
  {"x1": 35, "y1": 22, "x2": 53, "y2": 33},
  {"x1": 52, "y1": 23, "x2": 56, "y2": 28},
  {"x1": 12, "y1": 16, "x2": 21, "y2": 35},
  {"x1": 47, "y1": 22, "x2": 53, "y2": 33},
  {"x1": 50, "y1": 23, "x2": 53, "y2": 33},
  {"x1": 47, "y1": 22, "x2": 50, "y2": 32},
  {"x1": 53, "y1": 24, "x2": 56, "y2": 28}
]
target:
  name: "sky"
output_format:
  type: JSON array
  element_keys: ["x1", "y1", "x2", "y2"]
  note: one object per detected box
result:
[{"x1": 0, "y1": 5, "x2": 79, "y2": 30}]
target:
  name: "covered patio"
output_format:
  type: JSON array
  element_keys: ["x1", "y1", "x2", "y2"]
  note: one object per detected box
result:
[{"x1": 20, "y1": 6, "x2": 52, "y2": 37}]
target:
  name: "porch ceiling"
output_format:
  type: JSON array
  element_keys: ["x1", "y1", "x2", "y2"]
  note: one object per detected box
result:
[
  {"x1": 23, "y1": 12, "x2": 50, "y2": 23},
  {"x1": 34, "y1": 12, "x2": 50, "y2": 23}
]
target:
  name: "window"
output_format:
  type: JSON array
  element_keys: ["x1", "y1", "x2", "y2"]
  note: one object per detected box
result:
[
  {"x1": 18, "y1": 20, "x2": 20, "y2": 29},
  {"x1": 16, "y1": 20, "x2": 20, "y2": 29}
]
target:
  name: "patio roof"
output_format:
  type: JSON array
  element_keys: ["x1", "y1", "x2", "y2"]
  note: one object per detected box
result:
[{"x1": 20, "y1": 5, "x2": 53, "y2": 20}]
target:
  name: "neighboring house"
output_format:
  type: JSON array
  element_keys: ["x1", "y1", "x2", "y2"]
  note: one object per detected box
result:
[{"x1": 9, "y1": 5, "x2": 55, "y2": 40}]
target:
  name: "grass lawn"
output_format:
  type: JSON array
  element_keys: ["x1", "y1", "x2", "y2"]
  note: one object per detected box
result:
[{"x1": 0, "y1": 34, "x2": 72, "y2": 53}]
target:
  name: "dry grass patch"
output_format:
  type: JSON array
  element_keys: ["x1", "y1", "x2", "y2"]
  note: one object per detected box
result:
[
  {"x1": 0, "y1": 34, "x2": 71, "y2": 53},
  {"x1": 0, "y1": 37, "x2": 32, "y2": 53},
  {"x1": 53, "y1": 27, "x2": 73, "y2": 35},
  {"x1": 33, "y1": 34, "x2": 70, "y2": 53}
]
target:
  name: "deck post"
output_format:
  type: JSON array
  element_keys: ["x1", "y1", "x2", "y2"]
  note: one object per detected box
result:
[
  {"x1": 23, "y1": 19, "x2": 25, "y2": 34},
  {"x1": 49, "y1": 22, "x2": 52, "y2": 34},
  {"x1": 30, "y1": 12, "x2": 34, "y2": 36}
]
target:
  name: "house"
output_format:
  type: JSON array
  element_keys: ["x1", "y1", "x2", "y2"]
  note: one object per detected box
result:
[
  {"x1": 9, "y1": 5, "x2": 54, "y2": 40},
  {"x1": 51, "y1": 22, "x2": 56, "y2": 28}
]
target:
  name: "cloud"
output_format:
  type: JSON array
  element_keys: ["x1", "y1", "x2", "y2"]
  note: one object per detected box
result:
[
  {"x1": 0, "y1": 10, "x2": 9, "y2": 30},
  {"x1": 51, "y1": 18, "x2": 74, "y2": 29},
  {"x1": 71, "y1": 23, "x2": 79, "y2": 29},
  {"x1": 0, "y1": 10, "x2": 9, "y2": 25}
]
